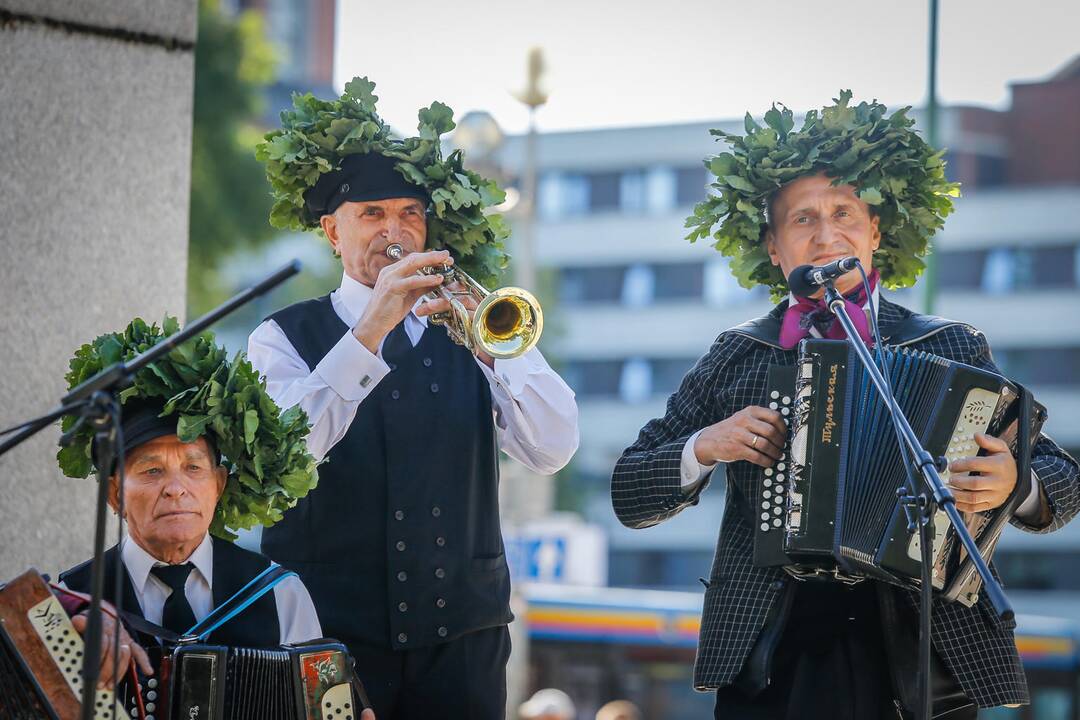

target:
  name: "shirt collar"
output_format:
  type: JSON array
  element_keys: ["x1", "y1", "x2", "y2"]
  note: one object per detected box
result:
[
  {"x1": 336, "y1": 270, "x2": 430, "y2": 328},
  {"x1": 123, "y1": 533, "x2": 214, "y2": 595}
]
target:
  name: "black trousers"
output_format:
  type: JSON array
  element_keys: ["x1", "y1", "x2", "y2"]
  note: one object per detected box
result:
[
  {"x1": 713, "y1": 581, "x2": 978, "y2": 720},
  {"x1": 350, "y1": 625, "x2": 511, "y2": 720}
]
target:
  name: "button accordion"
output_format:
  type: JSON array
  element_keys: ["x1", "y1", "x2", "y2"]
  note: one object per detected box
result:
[
  {"x1": 0, "y1": 570, "x2": 369, "y2": 720},
  {"x1": 752, "y1": 339, "x2": 1045, "y2": 605}
]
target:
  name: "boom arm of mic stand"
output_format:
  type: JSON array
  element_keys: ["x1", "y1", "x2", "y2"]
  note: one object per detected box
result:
[
  {"x1": 0, "y1": 261, "x2": 303, "y2": 461},
  {"x1": 822, "y1": 283, "x2": 1013, "y2": 621}
]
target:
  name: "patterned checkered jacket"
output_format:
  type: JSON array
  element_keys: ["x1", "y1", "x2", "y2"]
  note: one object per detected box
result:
[{"x1": 611, "y1": 296, "x2": 1080, "y2": 708}]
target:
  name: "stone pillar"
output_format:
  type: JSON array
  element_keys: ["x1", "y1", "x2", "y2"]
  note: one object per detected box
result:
[{"x1": 0, "y1": 2, "x2": 196, "y2": 580}]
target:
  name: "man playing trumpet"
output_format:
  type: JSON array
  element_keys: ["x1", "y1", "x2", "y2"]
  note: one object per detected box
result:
[{"x1": 249, "y1": 78, "x2": 579, "y2": 720}]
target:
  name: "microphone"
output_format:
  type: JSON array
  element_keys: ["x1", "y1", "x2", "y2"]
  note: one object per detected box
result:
[{"x1": 787, "y1": 257, "x2": 860, "y2": 297}]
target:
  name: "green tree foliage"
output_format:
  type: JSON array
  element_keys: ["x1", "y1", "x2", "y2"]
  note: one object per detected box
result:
[{"x1": 188, "y1": 0, "x2": 278, "y2": 313}]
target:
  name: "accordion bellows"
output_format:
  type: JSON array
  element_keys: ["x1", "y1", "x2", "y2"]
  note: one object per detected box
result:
[{"x1": 753, "y1": 339, "x2": 1045, "y2": 606}]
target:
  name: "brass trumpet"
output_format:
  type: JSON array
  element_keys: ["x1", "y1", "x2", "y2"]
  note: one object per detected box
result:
[{"x1": 385, "y1": 243, "x2": 543, "y2": 359}]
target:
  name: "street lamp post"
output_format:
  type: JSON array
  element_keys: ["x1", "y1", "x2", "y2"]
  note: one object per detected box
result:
[
  {"x1": 923, "y1": 0, "x2": 941, "y2": 314},
  {"x1": 514, "y1": 47, "x2": 549, "y2": 293}
]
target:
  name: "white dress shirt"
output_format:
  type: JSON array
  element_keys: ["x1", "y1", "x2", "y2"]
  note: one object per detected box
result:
[
  {"x1": 678, "y1": 291, "x2": 1044, "y2": 520},
  {"x1": 247, "y1": 271, "x2": 579, "y2": 472},
  {"x1": 63, "y1": 534, "x2": 322, "y2": 645}
]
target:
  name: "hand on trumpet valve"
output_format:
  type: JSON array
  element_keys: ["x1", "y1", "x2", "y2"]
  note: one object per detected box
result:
[
  {"x1": 416, "y1": 278, "x2": 496, "y2": 368},
  {"x1": 352, "y1": 248, "x2": 452, "y2": 355}
]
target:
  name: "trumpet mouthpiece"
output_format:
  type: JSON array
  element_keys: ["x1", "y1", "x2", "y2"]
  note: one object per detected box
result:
[{"x1": 385, "y1": 243, "x2": 404, "y2": 260}]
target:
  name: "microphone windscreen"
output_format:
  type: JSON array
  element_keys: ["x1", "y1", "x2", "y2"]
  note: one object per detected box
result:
[{"x1": 787, "y1": 264, "x2": 818, "y2": 297}]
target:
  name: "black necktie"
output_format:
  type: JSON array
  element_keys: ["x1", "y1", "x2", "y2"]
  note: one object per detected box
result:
[
  {"x1": 382, "y1": 318, "x2": 414, "y2": 363},
  {"x1": 150, "y1": 563, "x2": 197, "y2": 635}
]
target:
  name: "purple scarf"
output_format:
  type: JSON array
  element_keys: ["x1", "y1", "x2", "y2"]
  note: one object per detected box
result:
[{"x1": 779, "y1": 270, "x2": 879, "y2": 350}]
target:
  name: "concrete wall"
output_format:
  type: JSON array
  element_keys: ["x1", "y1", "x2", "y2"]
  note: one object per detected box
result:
[{"x1": 0, "y1": 3, "x2": 196, "y2": 581}]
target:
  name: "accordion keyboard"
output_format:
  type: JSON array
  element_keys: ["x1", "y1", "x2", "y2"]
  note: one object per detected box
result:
[
  {"x1": 25, "y1": 595, "x2": 126, "y2": 719},
  {"x1": 752, "y1": 365, "x2": 796, "y2": 567},
  {"x1": 0, "y1": 570, "x2": 128, "y2": 720}
]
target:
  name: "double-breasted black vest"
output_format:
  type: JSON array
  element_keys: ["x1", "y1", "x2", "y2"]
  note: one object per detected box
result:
[
  {"x1": 263, "y1": 295, "x2": 511, "y2": 652},
  {"x1": 59, "y1": 537, "x2": 281, "y2": 649}
]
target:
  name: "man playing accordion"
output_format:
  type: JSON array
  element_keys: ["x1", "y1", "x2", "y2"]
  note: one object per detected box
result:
[
  {"x1": 44, "y1": 317, "x2": 375, "y2": 719},
  {"x1": 612, "y1": 93, "x2": 1080, "y2": 719}
]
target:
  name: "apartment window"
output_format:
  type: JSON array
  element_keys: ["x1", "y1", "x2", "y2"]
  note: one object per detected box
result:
[
  {"x1": 539, "y1": 172, "x2": 589, "y2": 220},
  {"x1": 975, "y1": 155, "x2": 1008, "y2": 188},
  {"x1": 586, "y1": 171, "x2": 621, "y2": 211},
  {"x1": 620, "y1": 263, "x2": 655, "y2": 307},
  {"x1": 562, "y1": 360, "x2": 622, "y2": 398},
  {"x1": 652, "y1": 358, "x2": 698, "y2": 395},
  {"x1": 619, "y1": 358, "x2": 652, "y2": 403},
  {"x1": 937, "y1": 249, "x2": 986, "y2": 290},
  {"x1": 1025, "y1": 245, "x2": 1076, "y2": 289},
  {"x1": 675, "y1": 166, "x2": 709, "y2": 206},
  {"x1": 619, "y1": 171, "x2": 646, "y2": 213},
  {"x1": 980, "y1": 245, "x2": 1079, "y2": 293},
  {"x1": 705, "y1": 258, "x2": 764, "y2": 305},
  {"x1": 995, "y1": 347, "x2": 1080, "y2": 387},
  {"x1": 645, "y1": 167, "x2": 677, "y2": 214},
  {"x1": 981, "y1": 248, "x2": 1015, "y2": 294},
  {"x1": 559, "y1": 266, "x2": 627, "y2": 304},
  {"x1": 654, "y1": 262, "x2": 705, "y2": 301}
]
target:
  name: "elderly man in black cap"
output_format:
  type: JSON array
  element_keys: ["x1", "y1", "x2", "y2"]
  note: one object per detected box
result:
[
  {"x1": 54, "y1": 319, "x2": 339, "y2": 701},
  {"x1": 249, "y1": 81, "x2": 578, "y2": 718},
  {"x1": 60, "y1": 399, "x2": 322, "y2": 646}
]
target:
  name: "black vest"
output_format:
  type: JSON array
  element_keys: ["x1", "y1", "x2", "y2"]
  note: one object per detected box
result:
[
  {"x1": 262, "y1": 295, "x2": 510, "y2": 652},
  {"x1": 59, "y1": 538, "x2": 281, "y2": 649}
]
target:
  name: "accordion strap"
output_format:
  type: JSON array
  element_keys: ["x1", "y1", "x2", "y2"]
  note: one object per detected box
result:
[
  {"x1": 113, "y1": 564, "x2": 296, "y2": 643},
  {"x1": 185, "y1": 563, "x2": 295, "y2": 641}
]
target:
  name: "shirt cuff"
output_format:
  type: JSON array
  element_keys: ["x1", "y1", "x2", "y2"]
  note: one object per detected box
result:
[
  {"x1": 314, "y1": 330, "x2": 391, "y2": 401},
  {"x1": 1013, "y1": 469, "x2": 1044, "y2": 521},
  {"x1": 681, "y1": 429, "x2": 717, "y2": 490},
  {"x1": 475, "y1": 351, "x2": 540, "y2": 396}
]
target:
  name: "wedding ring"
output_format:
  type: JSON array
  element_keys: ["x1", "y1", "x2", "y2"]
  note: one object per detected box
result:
[{"x1": 751, "y1": 434, "x2": 760, "y2": 449}]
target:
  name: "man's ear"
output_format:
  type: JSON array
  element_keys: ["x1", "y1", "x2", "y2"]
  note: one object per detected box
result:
[
  {"x1": 107, "y1": 475, "x2": 121, "y2": 515},
  {"x1": 869, "y1": 214, "x2": 882, "y2": 252},
  {"x1": 213, "y1": 463, "x2": 227, "y2": 501},
  {"x1": 320, "y1": 213, "x2": 341, "y2": 256},
  {"x1": 765, "y1": 229, "x2": 781, "y2": 267}
]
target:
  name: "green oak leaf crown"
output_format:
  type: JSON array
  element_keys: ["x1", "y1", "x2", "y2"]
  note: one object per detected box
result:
[
  {"x1": 256, "y1": 77, "x2": 511, "y2": 288},
  {"x1": 57, "y1": 316, "x2": 320, "y2": 541},
  {"x1": 685, "y1": 90, "x2": 960, "y2": 301}
]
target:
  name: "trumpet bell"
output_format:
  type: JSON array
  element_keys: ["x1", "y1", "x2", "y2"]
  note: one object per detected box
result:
[{"x1": 473, "y1": 287, "x2": 544, "y2": 359}]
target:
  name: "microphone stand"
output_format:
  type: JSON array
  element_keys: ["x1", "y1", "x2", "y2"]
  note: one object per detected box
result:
[
  {"x1": 0, "y1": 260, "x2": 301, "y2": 720},
  {"x1": 820, "y1": 278, "x2": 1013, "y2": 720}
]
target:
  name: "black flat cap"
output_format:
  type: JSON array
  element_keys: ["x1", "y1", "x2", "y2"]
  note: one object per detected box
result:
[{"x1": 304, "y1": 152, "x2": 430, "y2": 218}]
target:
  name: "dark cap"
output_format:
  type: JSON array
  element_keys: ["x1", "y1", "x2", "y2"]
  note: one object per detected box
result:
[
  {"x1": 93, "y1": 398, "x2": 218, "y2": 470},
  {"x1": 304, "y1": 152, "x2": 430, "y2": 218},
  {"x1": 117, "y1": 398, "x2": 178, "y2": 456}
]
